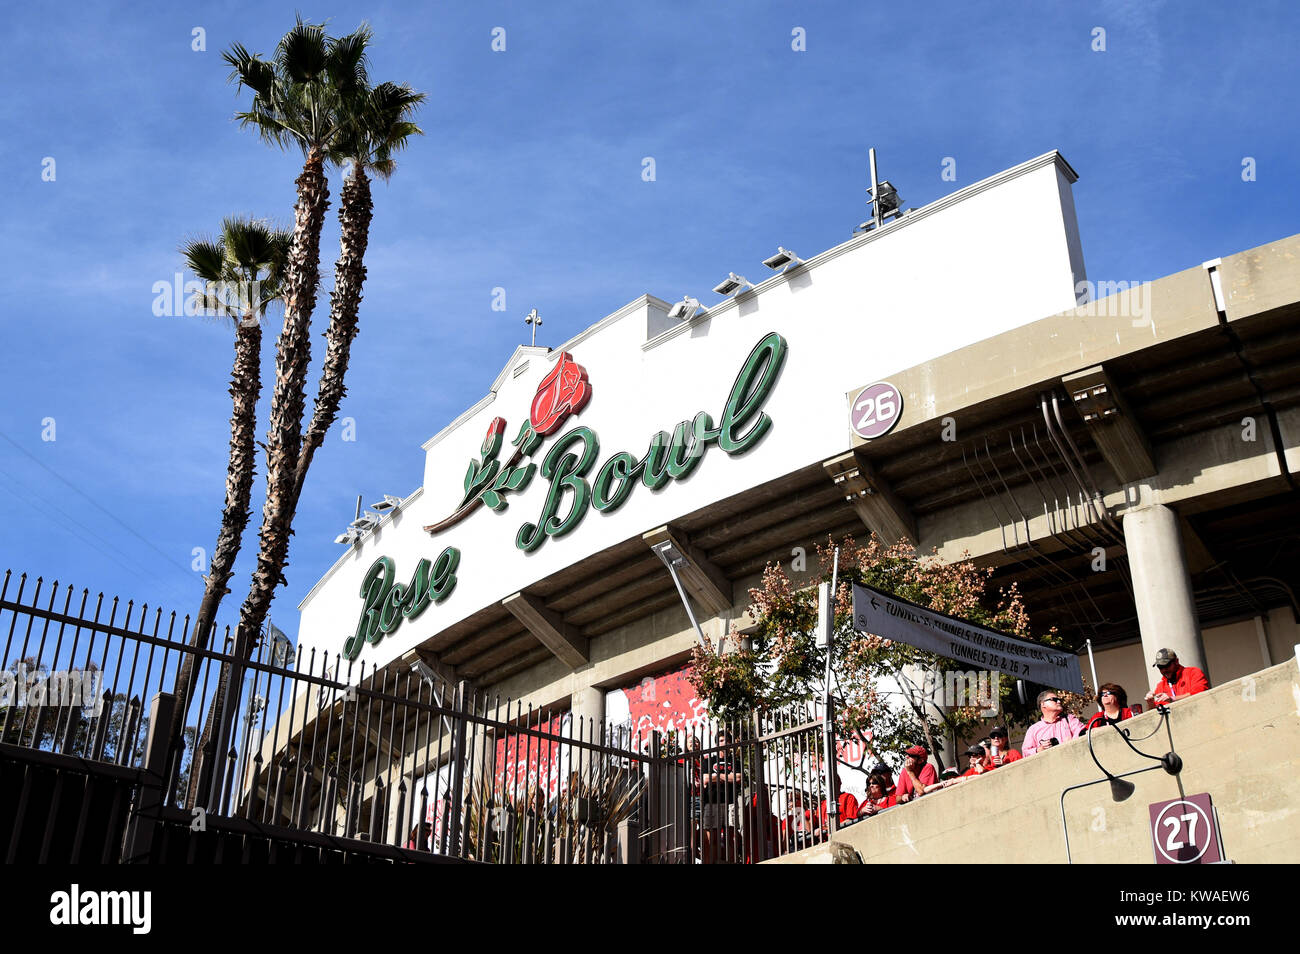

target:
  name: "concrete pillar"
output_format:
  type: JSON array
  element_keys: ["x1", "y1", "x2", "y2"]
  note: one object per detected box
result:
[
  {"x1": 1123, "y1": 504, "x2": 1208, "y2": 686},
  {"x1": 572, "y1": 685, "x2": 605, "y2": 736}
]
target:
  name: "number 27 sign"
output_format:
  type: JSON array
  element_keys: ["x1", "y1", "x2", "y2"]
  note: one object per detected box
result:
[
  {"x1": 850, "y1": 381, "x2": 903, "y2": 440},
  {"x1": 1149, "y1": 793, "x2": 1225, "y2": 864}
]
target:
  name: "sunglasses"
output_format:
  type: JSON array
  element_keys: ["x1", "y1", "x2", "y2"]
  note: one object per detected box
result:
[
  {"x1": 1100, "y1": 690, "x2": 1116, "y2": 697},
  {"x1": 1043, "y1": 697, "x2": 1063, "y2": 704}
]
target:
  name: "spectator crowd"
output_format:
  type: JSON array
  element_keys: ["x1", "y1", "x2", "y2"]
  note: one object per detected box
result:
[{"x1": 691, "y1": 646, "x2": 1210, "y2": 857}]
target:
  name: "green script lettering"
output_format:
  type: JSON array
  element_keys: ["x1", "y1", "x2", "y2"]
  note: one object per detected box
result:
[
  {"x1": 719, "y1": 331, "x2": 786, "y2": 453},
  {"x1": 515, "y1": 332, "x2": 787, "y2": 552},
  {"x1": 344, "y1": 548, "x2": 461, "y2": 659},
  {"x1": 516, "y1": 427, "x2": 600, "y2": 552}
]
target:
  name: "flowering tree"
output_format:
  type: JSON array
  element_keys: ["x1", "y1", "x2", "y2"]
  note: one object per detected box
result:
[{"x1": 689, "y1": 535, "x2": 1083, "y2": 769}]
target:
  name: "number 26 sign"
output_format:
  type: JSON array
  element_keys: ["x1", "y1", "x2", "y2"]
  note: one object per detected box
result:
[{"x1": 850, "y1": 381, "x2": 903, "y2": 440}]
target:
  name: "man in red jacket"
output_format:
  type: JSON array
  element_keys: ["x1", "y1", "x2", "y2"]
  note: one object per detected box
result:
[{"x1": 1144, "y1": 648, "x2": 1209, "y2": 706}]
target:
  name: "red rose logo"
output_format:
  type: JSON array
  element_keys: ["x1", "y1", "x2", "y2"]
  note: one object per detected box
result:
[
  {"x1": 529, "y1": 351, "x2": 591, "y2": 435},
  {"x1": 481, "y1": 416, "x2": 506, "y2": 457}
]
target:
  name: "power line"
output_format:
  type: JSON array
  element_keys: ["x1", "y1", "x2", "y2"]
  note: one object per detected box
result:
[
  {"x1": 0, "y1": 430, "x2": 202, "y2": 594},
  {"x1": 0, "y1": 465, "x2": 197, "y2": 608}
]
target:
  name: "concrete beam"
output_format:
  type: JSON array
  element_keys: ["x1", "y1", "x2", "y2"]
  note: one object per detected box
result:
[
  {"x1": 502, "y1": 592, "x2": 589, "y2": 670},
  {"x1": 642, "y1": 526, "x2": 733, "y2": 617},
  {"x1": 476, "y1": 646, "x2": 555, "y2": 688},
  {"x1": 1063, "y1": 365, "x2": 1157, "y2": 483},
  {"x1": 1217, "y1": 232, "x2": 1300, "y2": 323},
  {"x1": 919, "y1": 405, "x2": 1300, "y2": 565},
  {"x1": 1179, "y1": 517, "x2": 1217, "y2": 575},
  {"x1": 401, "y1": 647, "x2": 462, "y2": 694},
  {"x1": 823, "y1": 451, "x2": 919, "y2": 545}
]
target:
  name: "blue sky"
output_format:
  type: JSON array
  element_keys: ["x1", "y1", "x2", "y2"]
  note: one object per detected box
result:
[{"x1": 1, "y1": 0, "x2": 1297, "y2": 637}]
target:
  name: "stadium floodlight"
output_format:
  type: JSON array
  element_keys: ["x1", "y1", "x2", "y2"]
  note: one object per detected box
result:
[
  {"x1": 712, "y1": 272, "x2": 754, "y2": 296},
  {"x1": 349, "y1": 514, "x2": 379, "y2": 532},
  {"x1": 264, "y1": 621, "x2": 295, "y2": 669},
  {"x1": 667, "y1": 296, "x2": 703, "y2": 321},
  {"x1": 334, "y1": 529, "x2": 362, "y2": 545},
  {"x1": 525, "y1": 308, "x2": 543, "y2": 347},
  {"x1": 369, "y1": 494, "x2": 403, "y2": 513},
  {"x1": 651, "y1": 540, "x2": 686, "y2": 569},
  {"x1": 762, "y1": 247, "x2": 803, "y2": 270},
  {"x1": 854, "y1": 148, "x2": 907, "y2": 234},
  {"x1": 650, "y1": 540, "x2": 710, "y2": 650},
  {"x1": 873, "y1": 180, "x2": 902, "y2": 217}
]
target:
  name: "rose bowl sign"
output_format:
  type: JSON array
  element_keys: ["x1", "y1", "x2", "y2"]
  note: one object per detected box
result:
[
  {"x1": 850, "y1": 381, "x2": 903, "y2": 440},
  {"x1": 348, "y1": 333, "x2": 789, "y2": 657},
  {"x1": 424, "y1": 332, "x2": 787, "y2": 553}
]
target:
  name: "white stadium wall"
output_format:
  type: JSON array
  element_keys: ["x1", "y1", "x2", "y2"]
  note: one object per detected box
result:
[{"x1": 296, "y1": 152, "x2": 1085, "y2": 675}]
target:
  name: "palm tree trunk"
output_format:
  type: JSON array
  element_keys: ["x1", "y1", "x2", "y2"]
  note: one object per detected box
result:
[
  {"x1": 195, "y1": 150, "x2": 331, "y2": 808},
  {"x1": 170, "y1": 318, "x2": 262, "y2": 798},
  {"x1": 294, "y1": 166, "x2": 374, "y2": 508}
]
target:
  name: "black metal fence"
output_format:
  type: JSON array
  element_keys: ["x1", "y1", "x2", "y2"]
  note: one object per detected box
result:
[{"x1": 1, "y1": 570, "x2": 835, "y2": 864}]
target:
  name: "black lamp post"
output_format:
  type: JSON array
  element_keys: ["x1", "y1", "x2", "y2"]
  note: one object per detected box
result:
[{"x1": 1059, "y1": 706, "x2": 1184, "y2": 862}]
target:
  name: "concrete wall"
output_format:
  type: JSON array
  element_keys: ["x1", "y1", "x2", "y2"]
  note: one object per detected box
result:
[
  {"x1": 769, "y1": 653, "x2": 1300, "y2": 864},
  {"x1": 1082, "y1": 606, "x2": 1298, "y2": 714}
]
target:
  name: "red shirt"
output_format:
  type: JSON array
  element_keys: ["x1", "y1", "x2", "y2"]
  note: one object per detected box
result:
[
  {"x1": 862, "y1": 793, "x2": 897, "y2": 814},
  {"x1": 895, "y1": 763, "x2": 938, "y2": 798},
  {"x1": 818, "y1": 792, "x2": 859, "y2": 826},
  {"x1": 1154, "y1": 665, "x2": 1209, "y2": 701},
  {"x1": 989, "y1": 747, "x2": 1021, "y2": 767},
  {"x1": 1086, "y1": 707, "x2": 1136, "y2": 729}
]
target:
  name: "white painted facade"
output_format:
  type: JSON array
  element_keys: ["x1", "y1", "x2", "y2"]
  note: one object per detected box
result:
[{"x1": 296, "y1": 151, "x2": 1086, "y2": 675}]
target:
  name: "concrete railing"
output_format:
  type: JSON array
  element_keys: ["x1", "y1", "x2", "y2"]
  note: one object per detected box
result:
[{"x1": 769, "y1": 652, "x2": 1300, "y2": 864}]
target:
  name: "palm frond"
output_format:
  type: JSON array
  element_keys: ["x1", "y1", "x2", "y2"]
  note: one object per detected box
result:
[
  {"x1": 232, "y1": 109, "x2": 303, "y2": 150},
  {"x1": 222, "y1": 43, "x2": 275, "y2": 96},
  {"x1": 327, "y1": 23, "x2": 373, "y2": 93},
  {"x1": 277, "y1": 17, "x2": 329, "y2": 82},
  {"x1": 332, "y1": 80, "x2": 426, "y2": 177},
  {"x1": 178, "y1": 216, "x2": 292, "y2": 326},
  {"x1": 262, "y1": 230, "x2": 293, "y2": 295},
  {"x1": 180, "y1": 238, "x2": 226, "y2": 283}
]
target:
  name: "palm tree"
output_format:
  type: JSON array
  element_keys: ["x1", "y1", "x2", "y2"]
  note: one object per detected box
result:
[
  {"x1": 192, "y1": 21, "x2": 383, "y2": 806},
  {"x1": 220, "y1": 21, "x2": 371, "y2": 663},
  {"x1": 167, "y1": 219, "x2": 289, "y2": 780},
  {"x1": 293, "y1": 80, "x2": 426, "y2": 507}
]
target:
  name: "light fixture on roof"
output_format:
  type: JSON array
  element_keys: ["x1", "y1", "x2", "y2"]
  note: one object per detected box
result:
[
  {"x1": 762, "y1": 247, "x2": 803, "y2": 271},
  {"x1": 667, "y1": 296, "x2": 703, "y2": 321},
  {"x1": 652, "y1": 540, "x2": 686, "y2": 568},
  {"x1": 873, "y1": 181, "x2": 902, "y2": 217},
  {"x1": 854, "y1": 147, "x2": 906, "y2": 234},
  {"x1": 524, "y1": 308, "x2": 542, "y2": 347},
  {"x1": 267, "y1": 621, "x2": 294, "y2": 668},
  {"x1": 336, "y1": 494, "x2": 378, "y2": 544},
  {"x1": 369, "y1": 494, "x2": 404, "y2": 513},
  {"x1": 712, "y1": 272, "x2": 754, "y2": 297},
  {"x1": 650, "y1": 540, "x2": 710, "y2": 650}
]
